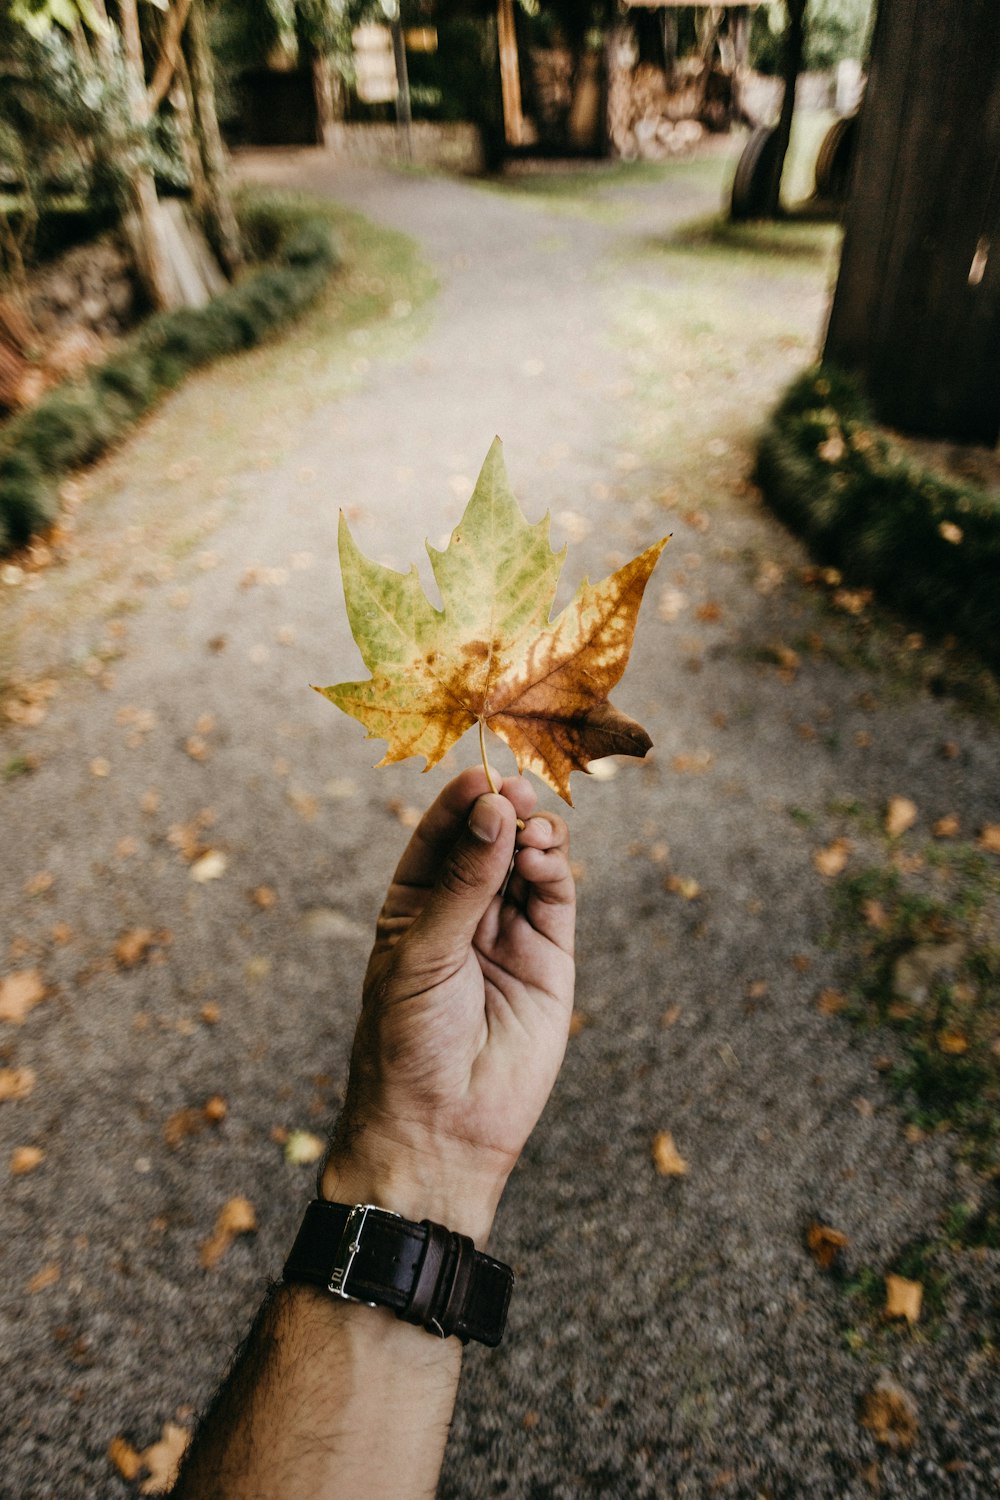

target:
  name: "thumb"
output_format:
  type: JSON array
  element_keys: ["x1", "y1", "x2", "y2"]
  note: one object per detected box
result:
[{"x1": 409, "y1": 793, "x2": 517, "y2": 962}]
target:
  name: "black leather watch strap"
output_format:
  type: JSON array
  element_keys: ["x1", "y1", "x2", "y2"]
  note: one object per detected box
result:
[{"x1": 282, "y1": 1199, "x2": 514, "y2": 1348}]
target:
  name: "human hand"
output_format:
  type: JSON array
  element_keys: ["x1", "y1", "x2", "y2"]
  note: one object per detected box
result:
[{"x1": 321, "y1": 767, "x2": 575, "y2": 1245}]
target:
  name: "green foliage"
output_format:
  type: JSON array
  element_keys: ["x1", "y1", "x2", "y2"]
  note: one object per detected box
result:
[
  {"x1": 0, "y1": 195, "x2": 341, "y2": 554},
  {"x1": 756, "y1": 366, "x2": 1000, "y2": 672},
  {"x1": 751, "y1": 0, "x2": 873, "y2": 74}
]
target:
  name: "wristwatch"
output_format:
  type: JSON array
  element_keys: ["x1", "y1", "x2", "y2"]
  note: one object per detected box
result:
[{"x1": 282, "y1": 1199, "x2": 514, "y2": 1347}]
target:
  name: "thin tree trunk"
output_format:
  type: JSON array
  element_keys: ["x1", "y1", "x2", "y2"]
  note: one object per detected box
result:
[
  {"x1": 182, "y1": 0, "x2": 243, "y2": 275},
  {"x1": 175, "y1": 50, "x2": 210, "y2": 217},
  {"x1": 118, "y1": 0, "x2": 176, "y2": 309},
  {"x1": 763, "y1": 0, "x2": 807, "y2": 217},
  {"x1": 147, "y1": 0, "x2": 194, "y2": 114}
]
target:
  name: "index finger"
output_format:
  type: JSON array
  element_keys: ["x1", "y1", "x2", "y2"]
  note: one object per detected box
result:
[{"x1": 391, "y1": 766, "x2": 538, "y2": 891}]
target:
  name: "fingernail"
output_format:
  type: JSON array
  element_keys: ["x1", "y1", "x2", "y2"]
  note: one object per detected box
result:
[{"x1": 468, "y1": 795, "x2": 503, "y2": 844}]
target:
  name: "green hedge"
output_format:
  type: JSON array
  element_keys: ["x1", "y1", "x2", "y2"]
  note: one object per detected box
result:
[
  {"x1": 0, "y1": 194, "x2": 340, "y2": 554},
  {"x1": 756, "y1": 366, "x2": 1000, "y2": 672}
]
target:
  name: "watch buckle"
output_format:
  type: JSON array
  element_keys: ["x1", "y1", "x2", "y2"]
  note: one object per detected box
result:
[{"x1": 327, "y1": 1202, "x2": 399, "y2": 1306}]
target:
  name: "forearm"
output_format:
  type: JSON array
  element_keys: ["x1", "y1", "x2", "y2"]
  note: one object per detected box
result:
[{"x1": 172, "y1": 1282, "x2": 463, "y2": 1500}]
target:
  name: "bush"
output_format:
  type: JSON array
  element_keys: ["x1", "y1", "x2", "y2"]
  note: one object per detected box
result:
[
  {"x1": 0, "y1": 195, "x2": 341, "y2": 553},
  {"x1": 756, "y1": 366, "x2": 1000, "y2": 671}
]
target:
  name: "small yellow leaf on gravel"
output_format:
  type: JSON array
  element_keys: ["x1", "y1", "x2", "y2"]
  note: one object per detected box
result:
[
  {"x1": 937, "y1": 1031, "x2": 969, "y2": 1055},
  {"x1": 885, "y1": 797, "x2": 918, "y2": 838},
  {"x1": 191, "y1": 851, "x2": 227, "y2": 883},
  {"x1": 665, "y1": 874, "x2": 701, "y2": 900},
  {"x1": 0, "y1": 1067, "x2": 36, "y2": 1101},
  {"x1": 285, "y1": 1130, "x2": 325, "y2": 1165},
  {"x1": 23, "y1": 871, "x2": 54, "y2": 896},
  {"x1": 0, "y1": 969, "x2": 46, "y2": 1024},
  {"x1": 200, "y1": 1196, "x2": 257, "y2": 1269},
  {"x1": 90, "y1": 757, "x2": 111, "y2": 778},
  {"x1": 978, "y1": 824, "x2": 1000, "y2": 855},
  {"x1": 203, "y1": 1095, "x2": 227, "y2": 1122},
  {"x1": 10, "y1": 1145, "x2": 44, "y2": 1175},
  {"x1": 138, "y1": 1422, "x2": 191, "y2": 1495},
  {"x1": 26, "y1": 1261, "x2": 60, "y2": 1293},
  {"x1": 806, "y1": 1223, "x2": 849, "y2": 1270},
  {"x1": 652, "y1": 1131, "x2": 688, "y2": 1176},
  {"x1": 884, "y1": 1274, "x2": 923, "y2": 1324},
  {"x1": 200, "y1": 1003, "x2": 220, "y2": 1025},
  {"x1": 813, "y1": 838, "x2": 851, "y2": 877},
  {"x1": 932, "y1": 814, "x2": 960, "y2": 839},
  {"x1": 108, "y1": 1435, "x2": 143, "y2": 1481}
]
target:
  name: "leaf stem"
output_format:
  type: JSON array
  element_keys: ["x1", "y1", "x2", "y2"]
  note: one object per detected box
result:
[{"x1": 478, "y1": 718, "x2": 524, "y2": 830}]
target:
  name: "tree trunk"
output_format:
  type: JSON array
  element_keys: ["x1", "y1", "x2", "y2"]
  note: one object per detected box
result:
[
  {"x1": 762, "y1": 0, "x2": 806, "y2": 217},
  {"x1": 117, "y1": 0, "x2": 176, "y2": 310},
  {"x1": 824, "y1": 0, "x2": 1000, "y2": 444},
  {"x1": 183, "y1": 0, "x2": 243, "y2": 275}
]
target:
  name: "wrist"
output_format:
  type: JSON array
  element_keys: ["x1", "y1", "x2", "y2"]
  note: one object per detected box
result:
[{"x1": 320, "y1": 1127, "x2": 507, "y2": 1249}]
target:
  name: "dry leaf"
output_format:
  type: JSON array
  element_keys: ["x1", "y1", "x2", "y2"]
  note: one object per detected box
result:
[
  {"x1": 24, "y1": 871, "x2": 54, "y2": 896},
  {"x1": 0, "y1": 969, "x2": 46, "y2": 1024},
  {"x1": 806, "y1": 1222, "x2": 850, "y2": 1271},
  {"x1": 164, "y1": 1095, "x2": 227, "y2": 1150},
  {"x1": 26, "y1": 1261, "x2": 60, "y2": 1293},
  {"x1": 651, "y1": 1131, "x2": 688, "y2": 1177},
  {"x1": 858, "y1": 1377, "x2": 918, "y2": 1451},
  {"x1": 661, "y1": 1004, "x2": 682, "y2": 1027},
  {"x1": 284, "y1": 1130, "x2": 325, "y2": 1165},
  {"x1": 932, "y1": 814, "x2": 959, "y2": 839},
  {"x1": 318, "y1": 439, "x2": 668, "y2": 805},
  {"x1": 665, "y1": 874, "x2": 701, "y2": 900},
  {"x1": 200, "y1": 1003, "x2": 220, "y2": 1025},
  {"x1": 249, "y1": 886, "x2": 277, "y2": 910},
  {"x1": 139, "y1": 1422, "x2": 191, "y2": 1495},
  {"x1": 10, "y1": 1145, "x2": 44, "y2": 1175},
  {"x1": 51, "y1": 922, "x2": 74, "y2": 945},
  {"x1": 671, "y1": 750, "x2": 713, "y2": 776},
  {"x1": 884, "y1": 1273, "x2": 923, "y2": 1324},
  {"x1": 567, "y1": 1010, "x2": 589, "y2": 1036},
  {"x1": 978, "y1": 824, "x2": 1000, "y2": 855},
  {"x1": 817, "y1": 989, "x2": 848, "y2": 1015},
  {"x1": 190, "y1": 850, "x2": 227, "y2": 883},
  {"x1": 885, "y1": 797, "x2": 918, "y2": 838},
  {"x1": 813, "y1": 838, "x2": 851, "y2": 878},
  {"x1": 108, "y1": 1435, "x2": 143, "y2": 1482},
  {"x1": 937, "y1": 1031, "x2": 968, "y2": 1055},
  {"x1": 114, "y1": 929, "x2": 156, "y2": 969},
  {"x1": 90, "y1": 757, "x2": 111, "y2": 778},
  {"x1": 0, "y1": 1066, "x2": 36, "y2": 1101},
  {"x1": 184, "y1": 735, "x2": 210, "y2": 763},
  {"x1": 199, "y1": 1196, "x2": 257, "y2": 1269}
]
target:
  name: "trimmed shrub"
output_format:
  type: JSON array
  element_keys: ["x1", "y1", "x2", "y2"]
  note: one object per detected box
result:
[
  {"x1": 757, "y1": 366, "x2": 1000, "y2": 672},
  {"x1": 0, "y1": 194, "x2": 341, "y2": 553}
]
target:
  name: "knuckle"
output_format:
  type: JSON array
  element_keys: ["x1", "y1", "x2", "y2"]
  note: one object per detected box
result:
[{"x1": 439, "y1": 844, "x2": 483, "y2": 901}]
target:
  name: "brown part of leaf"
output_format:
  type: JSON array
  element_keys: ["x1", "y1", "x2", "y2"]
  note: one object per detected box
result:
[
  {"x1": 0, "y1": 969, "x2": 46, "y2": 1024},
  {"x1": 806, "y1": 1222, "x2": 850, "y2": 1271},
  {"x1": 199, "y1": 1196, "x2": 257, "y2": 1269},
  {"x1": 108, "y1": 1435, "x2": 144, "y2": 1482},
  {"x1": 858, "y1": 1377, "x2": 918, "y2": 1451},
  {"x1": 114, "y1": 929, "x2": 156, "y2": 969},
  {"x1": 10, "y1": 1145, "x2": 44, "y2": 1175}
]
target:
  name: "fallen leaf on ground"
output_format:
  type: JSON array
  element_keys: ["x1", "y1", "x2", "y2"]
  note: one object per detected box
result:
[
  {"x1": 885, "y1": 797, "x2": 918, "y2": 838},
  {"x1": 651, "y1": 1131, "x2": 688, "y2": 1176},
  {"x1": 26, "y1": 1261, "x2": 60, "y2": 1293},
  {"x1": 567, "y1": 1011, "x2": 590, "y2": 1037},
  {"x1": 164, "y1": 1096, "x2": 227, "y2": 1150},
  {"x1": 116, "y1": 836, "x2": 140, "y2": 859},
  {"x1": 885, "y1": 1274, "x2": 923, "y2": 1324},
  {"x1": 89, "y1": 757, "x2": 111, "y2": 778},
  {"x1": 318, "y1": 439, "x2": 668, "y2": 805},
  {"x1": 0, "y1": 969, "x2": 46, "y2": 1024},
  {"x1": 932, "y1": 814, "x2": 960, "y2": 839},
  {"x1": 200, "y1": 1196, "x2": 257, "y2": 1269},
  {"x1": 858, "y1": 1376, "x2": 918, "y2": 1451},
  {"x1": 288, "y1": 788, "x2": 318, "y2": 821},
  {"x1": 806, "y1": 1222, "x2": 850, "y2": 1271},
  {"x1": 671, "y1": 750, "x2": 713, "y2": 775},
  {"x1": 167, "y1": 810, "x2": 215, "y2": 863},
  {"x1": 284, "y1": 1130, "x2": 325, "y2": 1165},
  {"x1": 0, "y1": 1067, "x2": 36, "y2": 1101},
  {"x1": 10, "y1": 1145, "x2": 44, "y2": 1175},
  {"x1": 184, "y1": 735, "x2": 210, "y2": 763},
  {"x1": 665, "y1": 874, "x2": 701, "y2": 900},
  {"x1": 138, "y1": 1422, "x2": 191, "y2": 1495},
  {"x1": 978, "y1": 824, "x2": 1000, "y2": 855},
  {"x1": 23, "y1": 871, "x2": 54, "y2": 896},
  {"x1": 249, "y1": 886, "x2": 277, "y2": 910},
  {"x1": 108, "y1": 1436, "x2": 143, "y2": 1481},
  {"x1": 190, "y1": 851, "x2": 227, "y2": 883},
  {"x1": 817, "y1": 989, "x2": 848, "y2": 1015},
  {"x1": 937, "y1": 1030, "x2": 968, "y2": 1055},
  {"x1": 200, "y1": 1003, "x2": 220, "y2": 1025},
  {"x1": 862, "y1": 899, "x2": 890, "y2": 930},
  {"x1": 813, "y1": 838, "x2": 851, "y2": 878},
  {"x1": 114, "y1": 929, "x2": 157, "y2": 969},
  {"x1": 661, "y1": 1004, "x2": 682, "y2": 1027},
  {"x1": 141, "y1": 789, "x2": 161, "y2": 815}
]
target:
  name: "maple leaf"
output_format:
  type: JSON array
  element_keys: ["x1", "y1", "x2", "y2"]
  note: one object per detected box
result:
[{"x1": 317, "y1": 439, "x2": 668, "y2": 803}]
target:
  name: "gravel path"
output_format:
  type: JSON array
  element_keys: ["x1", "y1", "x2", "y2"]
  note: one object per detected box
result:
[{"x1": 2, "y1": 153, "x2": 998, "y2": 1500}]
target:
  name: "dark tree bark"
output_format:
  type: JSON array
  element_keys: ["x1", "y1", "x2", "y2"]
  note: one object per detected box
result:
[
  {"x1": 763, "y1": 0, "x2": 807, "y2": 217},
  {"x1": 825, "y1": 0, "x2": 1000, "y2": 444},
  {"x1": 183, "y1": 0, "x2": 243, "y2": 275}
]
